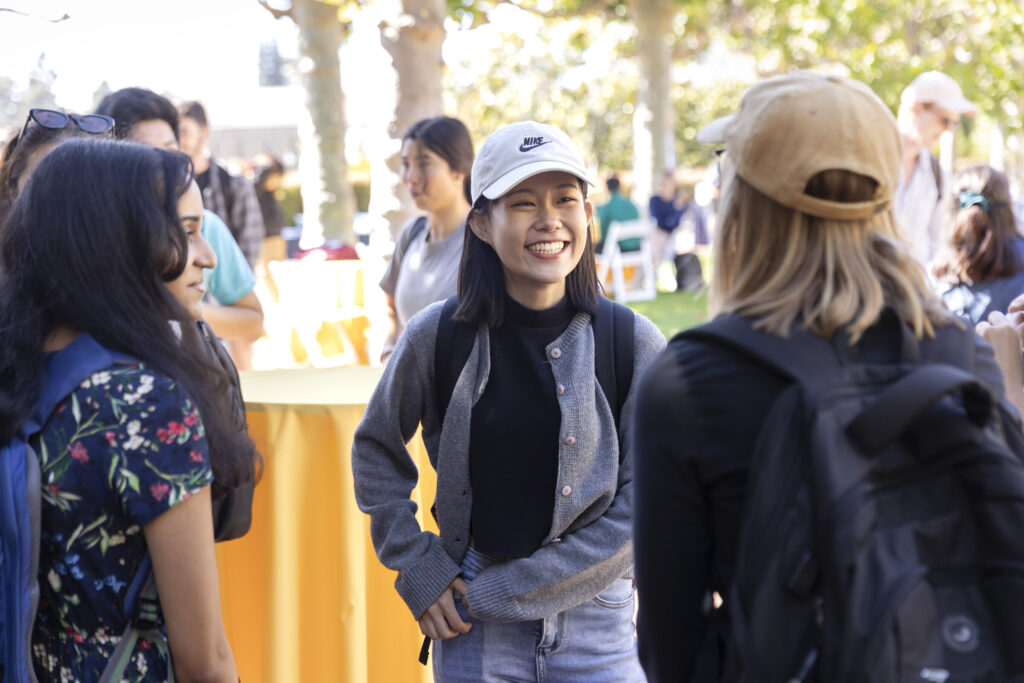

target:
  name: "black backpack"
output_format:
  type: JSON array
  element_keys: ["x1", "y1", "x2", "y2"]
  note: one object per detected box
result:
[
  {"x1": 674, "y1": 253, "x2": 705, "y2": 293},
  {"x1": 681, "y1": 313, "x2": 1024, "y2": 683}
]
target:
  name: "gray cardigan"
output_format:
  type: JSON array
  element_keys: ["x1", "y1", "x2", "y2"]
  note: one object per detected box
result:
[{"x1": 352, "y1": 299, "x2": 665, "y2": 622}]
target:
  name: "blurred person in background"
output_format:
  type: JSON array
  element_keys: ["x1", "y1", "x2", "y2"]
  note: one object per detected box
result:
[
  {"x1": 648, "y1": 170, "x2": 689, "y2": 267},
  {"x1": 932, "y1": 164, "x2": 1024, "y2": 325},
  {"x1": 96, "y1": 88, "x2": 263, "y2": 369},
  {"x1": 895, "y1": 71, "x2": 977, "y2": 265},
  {"x1": 379, "y1": 116, "x2": 474, "y2": 360},
  {"x1": 596, "y1": 175, "x2": 640, "y2": 253},
  {"x1": 254, "y1": 156, "x2": 288, "y2": 270},
  {"x1": 179, "y1": 100, "x2": 266, "y2": 269}
]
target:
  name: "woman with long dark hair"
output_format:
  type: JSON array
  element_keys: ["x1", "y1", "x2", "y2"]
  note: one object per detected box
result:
[
  {"x1": 380, "y1": 116, "x2": 475, "y2": 359},
  {"x1": 354, "y1": 121, "x2": 664, "y2": 681},
  {"x1": 0, "y1": 138, "x2": 252, "y2": 681},
  {"x1": 932, "y1": 164, "x2": 1024, "y2": 325}
]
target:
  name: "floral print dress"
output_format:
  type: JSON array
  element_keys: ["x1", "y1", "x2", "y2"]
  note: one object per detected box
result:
[{"x1": 30, "y1": 363, "x2": 213, "y2": 683}]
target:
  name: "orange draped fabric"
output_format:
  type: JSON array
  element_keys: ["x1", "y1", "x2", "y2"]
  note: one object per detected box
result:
[{"x1": 215, "y1": 366, "x2": 437, "y2": 682}]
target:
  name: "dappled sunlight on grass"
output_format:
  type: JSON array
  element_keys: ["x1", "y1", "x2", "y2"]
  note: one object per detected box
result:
[{"x1": 625, "y1": 290, "x2": 709, "y2": 341}]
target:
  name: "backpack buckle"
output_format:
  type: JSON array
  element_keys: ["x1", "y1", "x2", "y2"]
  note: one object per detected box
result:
[{"x1": 132, "y1": 593, "x2": 163, "y2": 631}]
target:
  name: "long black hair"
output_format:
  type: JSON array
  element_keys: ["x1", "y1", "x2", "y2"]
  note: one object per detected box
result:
[
  {"x1": 403, "y1": 116, "x2": 475, "y2": 205},
  {"x1": 0, "y1": 138, "x2": 258, "y2": 497},
  {"x1": 454, "y1": 178, "x2": 600, "y2": 327}
]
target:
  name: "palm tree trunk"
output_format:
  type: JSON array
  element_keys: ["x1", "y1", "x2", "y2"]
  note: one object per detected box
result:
[
  {"x1": 293, "y1": 0, "x2": 356, "y2": 245},
  {"x1": 629, "y1": 0, "x2": 677, "y2": 208},
  {"x1": 378, "y1": 0, "x2": 446, "y2": 237}
]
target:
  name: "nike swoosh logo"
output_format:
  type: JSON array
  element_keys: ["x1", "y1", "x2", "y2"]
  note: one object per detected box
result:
[{"x1": 519, "y1": 140, "x2": 552, "y2": 152}]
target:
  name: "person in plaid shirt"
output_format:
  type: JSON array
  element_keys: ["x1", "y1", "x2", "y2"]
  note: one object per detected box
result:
[{"x1": 179, "y1": 100, "x2": 266, "y2": 269}]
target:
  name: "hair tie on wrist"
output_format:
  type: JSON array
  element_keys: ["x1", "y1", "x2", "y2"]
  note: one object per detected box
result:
[{"x1": 959, "y1": 191, "x2": 990, "y2": 213}]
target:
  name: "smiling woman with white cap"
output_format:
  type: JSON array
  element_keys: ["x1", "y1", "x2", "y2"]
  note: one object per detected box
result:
[
  {"x1": 631, "y1": 71, "x2": 1016, "y2": 682},
  {"x1": 352, "y1": 120, "x2": 664, "y2": 681}
]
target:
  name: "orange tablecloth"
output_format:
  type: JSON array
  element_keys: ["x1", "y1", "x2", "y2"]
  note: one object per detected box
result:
[{"x1": 215, "y1": 366, "x2": 436, "y2": 682}]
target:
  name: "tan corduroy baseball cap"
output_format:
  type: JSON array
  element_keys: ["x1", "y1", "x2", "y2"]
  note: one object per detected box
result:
[
  {"x1": 697, "y1": 71, "x2": 901, "y2": 221},
  {"x1": 471, "y1": 121, "x2": 594, "y2": 205}
]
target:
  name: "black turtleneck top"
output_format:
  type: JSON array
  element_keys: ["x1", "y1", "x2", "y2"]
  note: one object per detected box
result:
[{"x1": 468, "y1": 295, "x2": 576, "y2": 559}]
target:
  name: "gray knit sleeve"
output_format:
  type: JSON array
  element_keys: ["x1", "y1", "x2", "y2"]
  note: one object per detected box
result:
[{"x1": 351, "y1": 302, "x2": 461, "y2": 618}]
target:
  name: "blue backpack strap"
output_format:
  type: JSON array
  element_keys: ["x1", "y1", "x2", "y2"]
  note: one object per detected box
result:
[
  {"x1": 34, "y1": 335, "x2": 134, "y2": 427},
  {"x1": 0, "y1": 439, "x2": 41, "y2": 683},
  {"x1": 1, "y1": 334, "x2": 134, "y2": 683}
]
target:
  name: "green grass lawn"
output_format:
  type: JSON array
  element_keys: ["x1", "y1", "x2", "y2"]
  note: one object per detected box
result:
[{"x1": 625, "y1": 289, "x2": 710, "y2": 340}]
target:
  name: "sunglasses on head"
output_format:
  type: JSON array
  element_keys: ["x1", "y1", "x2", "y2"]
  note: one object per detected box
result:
[{"x1": 19, "y1": 108, "x2": 115, "y2": 140}]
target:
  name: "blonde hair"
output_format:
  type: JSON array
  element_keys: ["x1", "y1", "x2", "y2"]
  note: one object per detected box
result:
[{"x1": 710, "y1": 171, "x2": 957, "y2": 342}]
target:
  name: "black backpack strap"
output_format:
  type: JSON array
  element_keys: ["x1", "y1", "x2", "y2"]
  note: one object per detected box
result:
[
  {"x1": 433, "y1": 295, "x2": 635, "y2": 447},
  {"x1": 399, "y1": 216, "x2": 429, "y2": 257},
  {"x1": 929, "y1": 153, "x2": 943, "y2": 198},
  {"x1": 434, "y1": 296, "x2": 475, "y2": 426},
  {"x1": 847, "y1": 364, "x2": 993, "y2": 453},
  {"x1": 678, "y1": 314, "x2": 838, "y2": 385},
  {"x1": 592, "y1": 297, "x2": 635, "y2": 444},
  {"x1": 217, "y1": 163, "x2": 238, "y2": 238}
]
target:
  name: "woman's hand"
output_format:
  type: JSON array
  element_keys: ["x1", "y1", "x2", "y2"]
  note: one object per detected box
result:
[
  {"x1": 977, "y1": 310, "x2": 1024, "y2": 418},
  {"x1": 418, "y1": 577, "x2": 471, "y2": 640},
  {"x1": 1005, "y1": 294, "x2": 1024, "y2": 345}
]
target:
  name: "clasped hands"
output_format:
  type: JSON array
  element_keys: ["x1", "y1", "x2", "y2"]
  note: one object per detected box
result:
[{"x1": 418, "y1": 577, "x2": 473, "y2": 641}]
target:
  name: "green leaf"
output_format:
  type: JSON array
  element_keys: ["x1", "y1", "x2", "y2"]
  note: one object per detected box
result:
[
  {"x1": 81, "y1": 514, "x2": 108, "y2": 534},
  {"x1": 66, "y1": 523, "x2": 84, "y2": 550},
  {"x1": 119, "y1": 468, "x2": 141, "y2": 494}
]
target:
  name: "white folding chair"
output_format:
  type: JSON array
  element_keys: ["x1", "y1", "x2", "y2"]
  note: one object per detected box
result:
[{"x1": 595, "y1": 218, "x2": 658, "y2": 302}]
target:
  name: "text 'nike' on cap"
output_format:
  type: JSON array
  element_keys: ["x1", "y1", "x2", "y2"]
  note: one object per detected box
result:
[{"x1": 471, "y1": 121, "x2": 594, "y2": 205}]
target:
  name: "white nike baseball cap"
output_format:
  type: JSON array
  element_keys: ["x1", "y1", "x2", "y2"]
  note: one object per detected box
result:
[{"x1": 470, "y1": 121, "x2": 595, "y2": 205}]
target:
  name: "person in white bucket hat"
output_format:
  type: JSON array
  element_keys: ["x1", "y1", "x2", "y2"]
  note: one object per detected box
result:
[
  {"x1": 896, "y1": 71, "x2": 978, "y2": 265},
  {"x1": 353, "y1": 120, "x2": 664, "y2": 681}
]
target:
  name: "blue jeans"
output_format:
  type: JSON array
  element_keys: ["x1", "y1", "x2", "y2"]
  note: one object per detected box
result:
[{"x1": 432, "y1": 547, "x2": 646, "y2": 682}]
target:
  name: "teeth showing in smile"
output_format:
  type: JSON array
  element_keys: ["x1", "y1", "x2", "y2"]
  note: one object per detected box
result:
[{"x1": 527, "y1": 241, "x2": 566, "y2": 254}]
